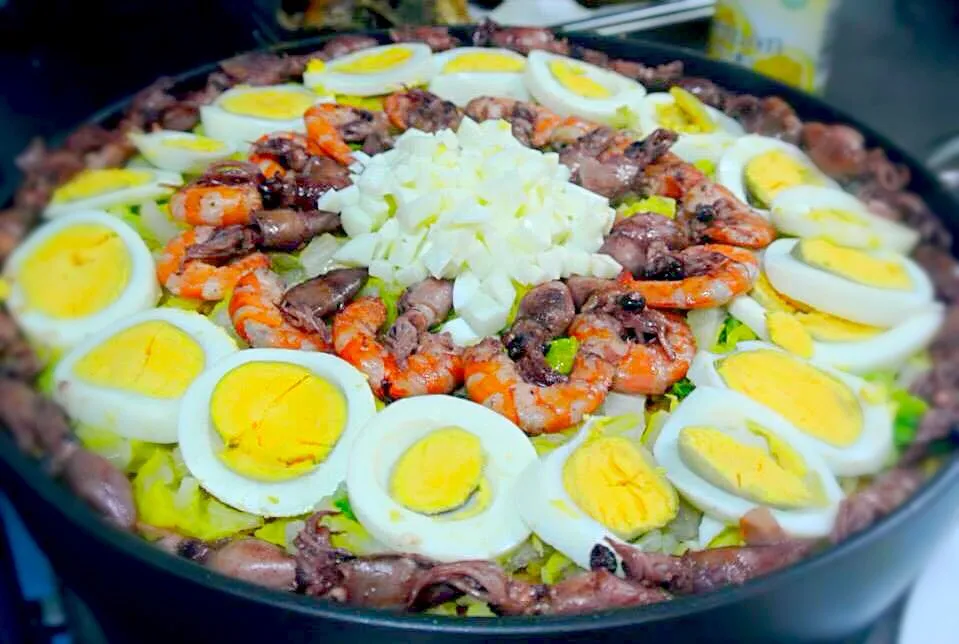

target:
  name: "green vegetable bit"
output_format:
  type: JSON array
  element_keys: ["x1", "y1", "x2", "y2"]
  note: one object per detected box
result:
[
  {"x1": 617, "y1": 195, "x2": 677, "y2": 220},
  {"x1": 668, "y1": 378, "x2": 695, "y2": 401},
  {"x1": 545, "y1": 337, "x2": 580, "y2": 375},
  {"x1": 361, "y1": 277, "x2": 405, "y2": 327},
  {"x1": 712, "y1": 316, "x2": 758, "y2": 353}
]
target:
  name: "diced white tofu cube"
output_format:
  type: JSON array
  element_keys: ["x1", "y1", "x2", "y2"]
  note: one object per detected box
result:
[
  {"x1": 333, "y1": 233, "x2": 378, "y2": 266},
  {"x1": 340, "y1": 207, "x2": 374, "y2": 237},
  {"x1": 419, "y1": 242, "x2": 454, "y2": 278},
  {"x1": 589, "y1": 253, "x2": 623, "y2": 279},
  {"x1": 395, "y1": 262, "x2": 429, "y2": 287},
  {"x1": 460, "y1": 290, "x2": 510, "y2": 337},
  {"x1": 482, "y1": 271, "x2": 515, "y2": 308},
  {"x1": 439, "y1": 317, "x2": 483, "y2": 347}
]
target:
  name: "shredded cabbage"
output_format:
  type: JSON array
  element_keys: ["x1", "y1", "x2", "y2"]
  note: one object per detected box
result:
[
  {"x1": 693, "y1": 158, "x2": 717, "y2": 178},
  {"x1": 269, "y1": 252, "x2": 305, "y2": 283},
  {"x1": 708, "y1": 526, "x2": 745, "y2": 548},
  {"x1": 299, "y1": 234, "x2": 344, "y2": 279},
  {"x1": 712, "y1": 315, "x2": 758, "y2": 353},
  {"x1": 254, "y1": 517, "x2": 306, "y2": 549},
  {"x1": 133, "y1": 449, "x2": 262, "y2": 540},
  {"x1": 159, "y1": 292, "x2": 208, "y2": 312},
  {"x1": 505, "y1": 281, "x2": 532, "y2": 327},
  {"x1": 76, "y1": 424, "x2": 161, "y2": 473}
]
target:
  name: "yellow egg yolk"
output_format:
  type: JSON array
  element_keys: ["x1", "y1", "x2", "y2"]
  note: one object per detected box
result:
[
  {"x1": 390, "y1": 427, "x2": 485, "y2": 515},
  {"x1": 19, "y1": 223, "x2": 131, "y2": 319},
  {"x1": 744, "y1": 150, "x2": 822, "y2": 207},
  {"x1": 751, "y1": 273, "x2": 881, "y2": 342},
  {"x1": 334, "y1": 47, "x2": 413, "y2": 74},
  {"x1": 796, "y1": 238, "x2": 913, "y2": 290},
  {"x1": 766, "y1": 311, "x2": 814, "y2": 358},
  {"x1": 678, "y1": 425, "x2": 815, "y2": 509},
  {"x1": 563, "y1": 434, "x2": 678, "y2": 539},
  {"x1": 211, "y1": 362, "x2": 346, "y2": 481},
  {"x1": 161, "y1": 136, "x2": 225, "y2": 153},
  {"x1": 549, "y1": 60, "x2": 612, "y2": 99},
  {"x1": 654, "y1": 87, "x2": 717, "y2": 134},
  {"x1": 305, "y1": 59, "x2": 326, "y2": 74},
  {"x1": 220, "y1": 89, "x2": 316, "y2": 120},
  {"x1": 73, "y1": 320, "x2": 204, "y2": 397},
  {"x1": 444, "y1": 52, "x2": 525, "y2": 73},
  {"x1": 51, "y1": 169, "x2": 152, "y2": 204},
  {"x1": 717, "y1": 349, "x2": 863, "y2": 447}
]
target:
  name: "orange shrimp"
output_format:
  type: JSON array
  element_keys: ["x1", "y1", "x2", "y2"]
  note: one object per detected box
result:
[
  {"x1": 304, "y1": 103, "x2": 355, "y2": 166},
  {"x1": 641, "y1": 152, "x2": 708, "y2": 200},
  {"x1": 332, "y1": 297, "x2": 463, "y2": 400},
  {"x1": 463, "y1": 96, "x2": 562, "y2": 148},
  {"x1": 569, "y1": 309, "x2": 695, "y2": 395},
  {"x1": 681, "y1": 181, "x2": 777, "y2": 249},
  {"x1": 548, "y1": 116, "x2": 603, "y2": 147},
  {"x1": 248, "y1": 132, "x2": 323, "y2": 178},
  {"x1": 168, "y1": 182, "x2": 262, "y2": 227},
  {"x1": 462, "y1": 338, "x2": 613, "y2": 435},
  {"x1": 229, "y1": 268, "x2": 330, "y2": 351},
  {"x1": 618, "y1": 244, "x2": 759, "y2": 309},
  {"x1": 155, "y1": 227, "x2": 269, "y2": 301}
]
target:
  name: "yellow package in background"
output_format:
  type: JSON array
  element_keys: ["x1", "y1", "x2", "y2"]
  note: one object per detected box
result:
[{"x1": 708, "y1": 0, "x2": 839, "y2": 93}]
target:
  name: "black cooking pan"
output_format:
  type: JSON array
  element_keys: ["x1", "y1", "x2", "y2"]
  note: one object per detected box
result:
[{"x1": 2, "y1": 28, "x2": 958, "y2": 644}]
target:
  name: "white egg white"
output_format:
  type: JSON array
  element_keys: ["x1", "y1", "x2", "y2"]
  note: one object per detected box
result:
[
  {"x1": 653, "y1": 386, "x2": 844, "y2": 538},
  {"x1": 670, "y1": 133, "x2": 737, "y2": 170},
  {"x1": 524, "y1": 51, "x2": 647, "y2": 124},
  {"x1": 770, "y1": 185, "x2": 919, "y2": 253},
  {"x1": 764, "y1": 238, "x2": 936, "y2": 327},
  {"x1": 428, "y1": 47, "x2": 530, "y2": 106},
  {"x1": 728, "y1": 294, "x2": 945, "y2": 374},
  {"x1": 200, "y1": 84, "x2": 329, "y2": 147},
  {"x1": 43, "y1": 169, "x2": 183, "y2": 218},
  {"x1": 4, "y1": 210, "x2": 159, "y2": 352},
  {"x1": 305, "y1": 43, "x2": 434, "y2": 97},
  {"x1": 178, "y1": 349, "x2": 376, "y2": 517},
  {"x1": 129, "y1": 131, "x2": 236, "y2": 174},
  {"x1": 599, "y1": 392, "x2": 647, "y2": 418},
  {"x1": 514, "y1": 416, "x2": 657, "y2": 572},
  {"x1": 347, "y1": 395, "x2": 536, "y2": 562},
  {"x1": 53, "y1": 309, "x2": 237, "y2": 443},
  {"x1": 687, "y1": 341, "x2": 895, "y2": 476},
  {"x1": 636, "y1": 92, "x2": 744, "y2": 138},
  {"x1": 716, "y1": 135, "x2": 839, "y2": 215}
]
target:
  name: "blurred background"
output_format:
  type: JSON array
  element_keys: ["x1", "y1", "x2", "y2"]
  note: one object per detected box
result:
[{"x1": 0, "y1": 0, "x2": 957, "y2": 641}]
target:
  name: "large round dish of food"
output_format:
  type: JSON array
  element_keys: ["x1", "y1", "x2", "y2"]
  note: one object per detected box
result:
[{"x1": 0, "y1": 23, "x2": 958, "y2": 644}]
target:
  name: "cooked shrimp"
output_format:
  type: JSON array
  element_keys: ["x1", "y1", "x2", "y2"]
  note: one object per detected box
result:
[
  {"x1": 384, "y1": 89, "x2": 463, "y2": 133},
  {"x1": 569, "y1": 302, "x2": 695, "y2": 395},
  {"x1": 548, "y1": 116, "x2": 603, "y2": 147},
  {"x1": 332, "y1": 296, "x2": 463, "y2": 400},
  {"x1": 304, "y1": 103, "x2": 356, "y2": 166},
  {"x1": 681, "y1": 182, "x2": 776, "y2": 249},
  {"x1": 618, "y1": 244, "x2": 759, "y2": 309},
  {"x1": 229, "y1": 268, "x2": 330, "y2": 351},
  {"x1": 169, "y1": 162, "x2": 264, "y2": 227},
  {"x1": 464, "y1": 96, "x2": 562, "y2": 148},
  {"x1": 641, "y1": 152, "x2": 708, "y2": 200},
  {"x1": 463, "y1": 337, "x2": 613, "y2": 435},
  {"x1": 248, "y1": 132, "x2": 322, "y2": 178},
  {"x1": 156, "y1": 227, "x2": 269, "y2": 301}
]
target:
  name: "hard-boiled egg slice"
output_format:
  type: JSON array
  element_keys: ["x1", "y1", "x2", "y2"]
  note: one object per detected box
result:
[
  {"x1": 514, "y1": 415, "x2": 678, "y2": 571},
  {"x1": 178, "y1": 349, "x2": 376, "y2": 517},
  {"x1": 717, "y1": 135, "x2": 839, "y2": 213},
  {"x1": 524, "y1": 50, "x2": 647, "y2": 124},
  {"x1": 347, "y1": 395, "x2": 536, "y2": 562},
  {"x1": 764, "y1": 238, "x2": 936, "y2": 327},
  {"x1": 636, "y1": 89, "x2": 744, "y2": 138},
  {"x1": 688, "y1": 342, "x2": 894, "y2": 476},
  {"x1": 770, "y1": 185, "x2": 919, "y2": 254},
  {"x1": 728, "y1": 273, "x2": 944, "y2": 373},
  {"x1": 200, "y1": 84, "x2": 329, "y2": 147},
  {"x1": 44, "y1": 168, "x2": 182, "y2": 218},
  {"x1": 3, "y1": 210, "x2": 159, "y2": 353},
  {"x1": 428, "y1": 47, "x2": 530, "y2": 106},
  {"x1": 304, "y1": 43, "x2": 434, "y2": 97},
  {"x1": 129, "y1": 131, "x2": 235, "y2": 174},
  {"x1": 670, "y1": 133, "x2": 736, "y2": 178},
  {"x1": 653, "y1": 386, "x2": 843, "y2": 538},
  {"x1": 53, "y1": 309, "x2": 237, "y2": 443}
]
